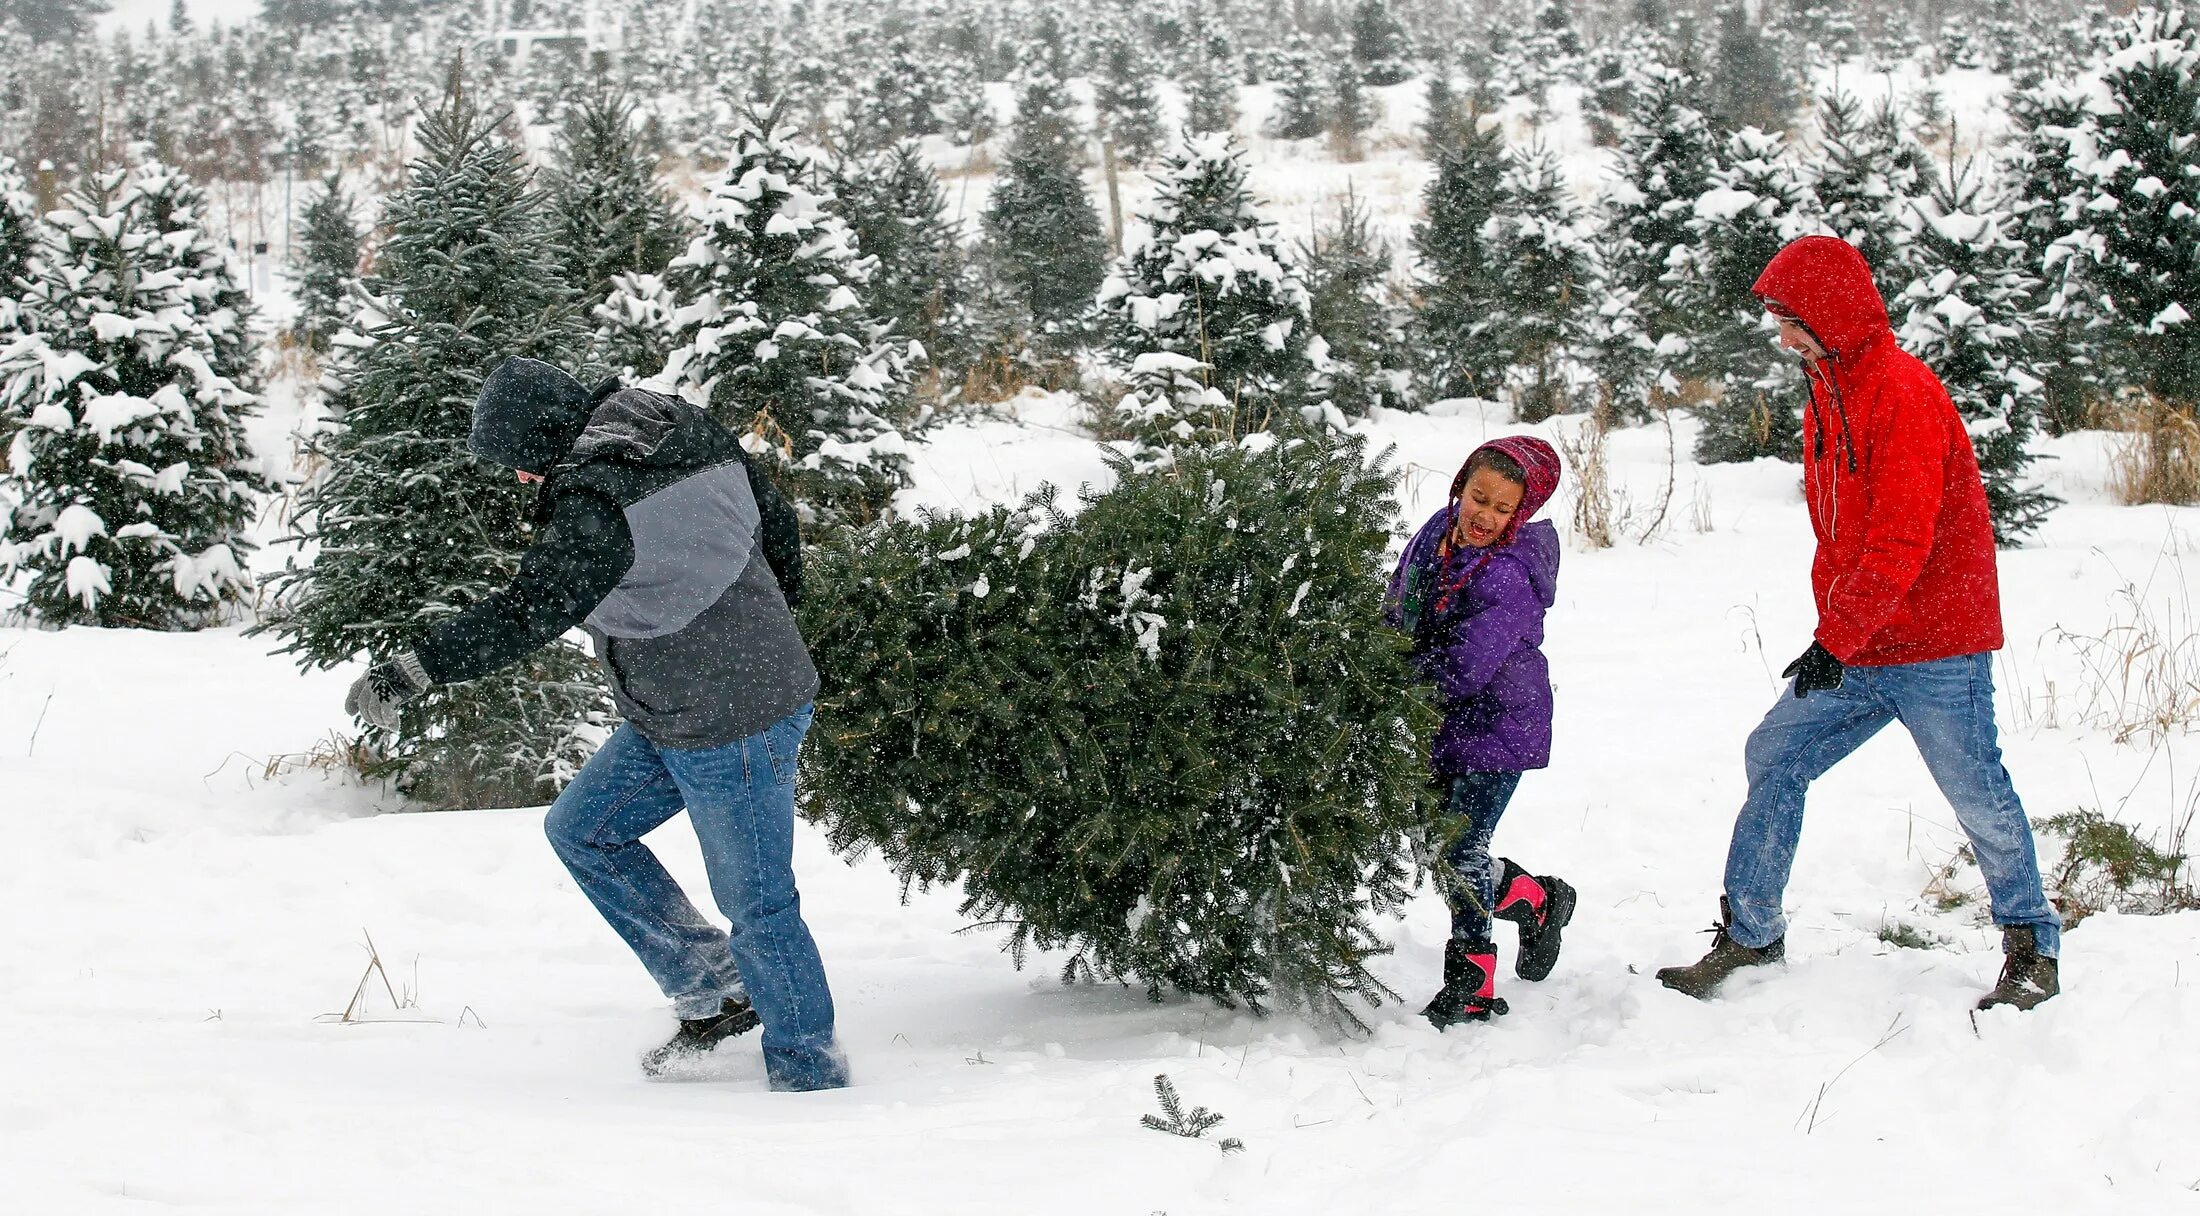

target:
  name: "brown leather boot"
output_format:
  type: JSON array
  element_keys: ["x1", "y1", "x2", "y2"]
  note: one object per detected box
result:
[
  {"x1": 1655, "y1": 898, "x2": 1785, "y2": 999},
  {"x1": 1976, "y1": 925, "x2": 2059, "y2": 1011}
]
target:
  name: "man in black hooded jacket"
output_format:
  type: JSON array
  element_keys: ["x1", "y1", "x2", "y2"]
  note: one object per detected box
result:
[{"x1": 344, "y1": 357, "x2": 846, "y2": 1091}]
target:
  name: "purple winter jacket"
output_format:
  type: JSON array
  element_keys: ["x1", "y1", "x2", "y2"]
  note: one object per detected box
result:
[{"x1": 1385, "y1": 509, "x2": 1560, "y2": 774}]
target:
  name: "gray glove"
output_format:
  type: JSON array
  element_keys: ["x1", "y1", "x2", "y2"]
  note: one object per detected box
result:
[{"x1": 345, "y1": 651, "x2": 432, "y2": 731}]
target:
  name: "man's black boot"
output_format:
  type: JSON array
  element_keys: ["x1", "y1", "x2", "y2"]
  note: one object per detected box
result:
[
  {"x1": 1491, "y1": 858, "x2": 1577, "y2": 982},
  {"x1": 1655, "y1": 898, "x2": 1785, "y2": 999},
  {"x1": 1977, "y1": 925, "x2": 2059, "y2": 1012},
  {"x1": 640, "y1": 995, "x2": 761, "y2": 1076},
  {"x1": 1422, "y1": 938, "x2": 1509, "y2": 1028}
]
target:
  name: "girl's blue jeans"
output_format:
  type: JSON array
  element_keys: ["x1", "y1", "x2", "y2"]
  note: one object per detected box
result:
[{"x1": 1442, "y1": 770, "x2": 1524, "y2": 942}]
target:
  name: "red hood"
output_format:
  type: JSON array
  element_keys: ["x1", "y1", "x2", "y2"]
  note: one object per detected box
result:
[{"x1": 1750, "y1": 235, "x2": 1892, "y2": 363}]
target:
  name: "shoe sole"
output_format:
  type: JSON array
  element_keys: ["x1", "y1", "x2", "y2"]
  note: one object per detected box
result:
[{"x1": 1515, "y1": 878, "x2": 1576, "y2": 982}]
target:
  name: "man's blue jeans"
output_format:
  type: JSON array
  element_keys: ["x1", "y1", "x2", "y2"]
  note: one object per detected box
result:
[
  {"x1": 544, "y1": 704, "x2": 846, "y2": 1091},
  {"x1": 1724, "y1": 651, "x2": 2062, "y2": 957}
]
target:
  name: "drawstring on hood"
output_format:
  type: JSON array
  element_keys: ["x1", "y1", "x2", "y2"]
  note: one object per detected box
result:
[{"x1": 1753, "y1": 235, "x2": 1891, "y2": 475}]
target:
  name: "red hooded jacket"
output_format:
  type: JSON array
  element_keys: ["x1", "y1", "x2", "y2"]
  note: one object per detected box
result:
[{"x1": 1750, "y1": 236, "x2": 2003, "y2": 667}]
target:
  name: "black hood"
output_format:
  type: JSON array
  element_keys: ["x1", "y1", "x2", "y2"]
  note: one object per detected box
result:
[{"x1": 469, "y1": 357, "x2": 602, "y2": 475}]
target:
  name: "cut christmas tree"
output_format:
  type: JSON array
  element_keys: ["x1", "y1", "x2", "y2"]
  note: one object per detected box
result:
[{"x1": 797, "y1": 423, "x2": 1436, "y2": 1030}]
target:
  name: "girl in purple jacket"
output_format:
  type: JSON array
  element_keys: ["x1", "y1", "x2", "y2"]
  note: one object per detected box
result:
[{"x1": 1385, "y1": 436, "x2": 1577, "y2": 1028}]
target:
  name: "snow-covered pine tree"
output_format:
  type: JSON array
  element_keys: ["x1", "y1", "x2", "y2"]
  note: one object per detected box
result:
[
  {"x1": 261, "y1": 74, "x2": 608, "y2": 809},
  {"x1": 657, "y1": 115, "x2": 915, "y2": 526},
  {"x1": 828, "y1": 139, "x2": 971, "y2": 398},
  {"x1": 1098, "y1": 135, "x2": 1324, "y2": 456},
  {"x1": 1297, "y1": 188, "x2": 1407, "y2": 417},
  {"x1": 1895, "y1": 159, "x2": 2060, "y2": 545},
  {"x1": 1410, "y1": 109, "x2": 1509, "y2": 402},
  {"x1": 980, "y1": 69, "x2": 1108, "y2": 351},
  {"x1": 796, "y1": 423, "x2": 1435, "y2": 1028},
  {"x1": 1485, "y1": 143, "x2": 1592, "y2": 422},
  {"x1": 1783, "y1": 0, "x2": 1862, "y2": 66},
  {"x1": 2082, "y1": 7, "x2": 2200, "y2": 409},
  {"x1": 1268, "y1": 37, "x2": 1325, "y2": 140},
  {"x1": 0, "y1": 165, "x2": 264, "y2": 629},
  {"x1": 131, "y1": 162, "x2": 260, "y2": 395},
  {"x1": 1095, "y1": 34, "x2": 1167, "y2": 166},
  {"x1": 545, "y1": 86, "x2": 687, "y2": 318},
  {"x1": 290, "y1": 173, "x2": 358, "y2": 357},
  {"x1": 2000, "y1": 78, "x2": 2106, "y2": 434},
  {"x1": 1711, "y1": 1, "x2": 1796, "y2": 133},
  {"x1": 1349, "y1": 0, "x2": 1413, "y2": 86},
  {"x1": 1327, "y1": 52, "x2": 1377, "y2": 156},
  {"x1": 1519, "y1": 0, "x2": 1587, "y2": 102},
  {"x1": 1810, "y1": 89, "x2": 1929, "y2": 298},
  {"x1": 590, "y1": 270, "x2": 680, "y2": 382},
  {"x1": 0, "y1": 154, "x2": 38, "y2": 335},
  {"x1": 1181, "y1": 35, "x2": 1240, "y2": 137},
  {"x1": 1673, "y1": 126, "x2": 1817, "y2": 463},
  {"x1": 1595, "y1": 60, "x2": 1719, "y2": 417},
  {"x1": 1420, "y1": 71, "x2": 1467, "y2": 158}
]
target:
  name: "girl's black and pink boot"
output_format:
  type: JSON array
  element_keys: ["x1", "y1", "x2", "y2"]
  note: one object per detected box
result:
[
  {"x1": 1492, "y1": 859, "x2": 1577, "y2": 982},
  {"x1": 1423, "y1": 939, "x2": 1508, "y2": 1028}
]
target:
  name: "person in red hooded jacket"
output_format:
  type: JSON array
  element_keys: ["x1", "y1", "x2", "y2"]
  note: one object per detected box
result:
[{"x1": 1655, "y1": 235, "x2": 2063, "y2": 1012}]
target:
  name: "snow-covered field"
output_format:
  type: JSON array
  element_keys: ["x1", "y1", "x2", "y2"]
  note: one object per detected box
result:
[{"x1": 5, "y1": 387, "x2": 2199, "y2": 1213}]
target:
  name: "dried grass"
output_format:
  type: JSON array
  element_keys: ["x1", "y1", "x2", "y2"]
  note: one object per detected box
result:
[{"x1": 2108, "y1": 395, "x2": 2200, "y2": 507}]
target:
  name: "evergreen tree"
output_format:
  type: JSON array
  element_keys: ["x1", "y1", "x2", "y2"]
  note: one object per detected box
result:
[
  {"x1": 1181, "y1": 37, "x2": 1240, "y2": 137},
  {"x1": 591, "y1": 270, "x2": 680, "y2": 382},
  {"x1": 1420, "y1": 72, "x2": 1466, "y2": 159},
  {"x1": 828, "y1": 140, "x2": 971, "y2": 394},
  {"x1": 1485, "y1": 144, "x2": 1592, "y2": 423},
  {"x1": 2083, "y1": 8, "x2": 2200, "y2": 409},
  {"x1": 1098, "y1": 135, "x2": 1324, "y2": 455},
  {"x1": 1711, "y1": 1, "x2": 1796, "y2": 132},
  {"x1": 1596, "y1": 61, "x2": 1719, "y2": 416},
  {"x1": 1810, "y1": 90, "x2": 1929, "y2": 299},
  {"x1": 132, "y1": 163, "x2": 260, "y2": 394},
  {"x1": 2001, "y1": 78, "x2": 2106, "y2": 434},
  {"x1": 1348, "y1": 0, "x2": 1413, "y2": 86},
  {"x1": 1895, "y1": 160, "x2": 2060, "y2": 545},
  {"x1": 0, "y1": 154, "x2": 39, "y2": 336},
  {"x1": 1095, "y1": 35, "x2": 1167, "y2": 166},
  {"x1": 1409, "y1": 112, "x2": 1509, "y2": 402},
  {"x1": 1297, "y1": 189, "x2": 1407, "y2": 417},
  {"x1": 545, "y1": 87, "x2": 688, "y2": 317},
  {"x1": 1673, "y1": 126, "x2": 1818, "y2": 463},
  {"x1": 1327, "y1": 52, "x2": 1378, "y2": 153},
  {"x1": 797, "y1": 424, "x2": 1436, "y2": 1028},
  {"x1": 1268, "y1": 38, "x2": 1326, "y2": 140},
  {"x1": 658, "y1": 116, "x2": 916, "y2": 526},
  {"x1": 290, "y1": 173, "x2": 359, "y2": 356},
  {"x1": 1519, "y1": 0, "x2": 1587, "y2": 101},
  {"x1": 261, "y1": 77, "x2": 608, "y2": 809},
  {"x1": 1783, "y1": 0, "x2": 1862, "y2": 65},
  {"x1": 0, "y1": 165, "x2": 264, "y2": 629},
  {"x1": 980, "y1": 73, "x2": 1108, "y2": 351}
]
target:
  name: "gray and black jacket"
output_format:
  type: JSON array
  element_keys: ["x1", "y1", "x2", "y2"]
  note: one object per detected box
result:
[{"x1": 414, "y1": 380, "x2": 818, "y2": 749}]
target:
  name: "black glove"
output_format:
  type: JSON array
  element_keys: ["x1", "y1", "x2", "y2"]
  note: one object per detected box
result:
[
  {"x1": 1782, "y1": 641, "x2": 1845, "y2": 698},
  {"x1": 345, "y1": 651, "x2": 432, "y2": 731}
]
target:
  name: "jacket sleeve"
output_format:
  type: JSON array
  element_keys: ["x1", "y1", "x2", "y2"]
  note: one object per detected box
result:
[
  {"x1": 1814, "y1": 378, "x2": 1949, "y2": 662},
  {"x1": 412, "y1": 488, "x2": 635, "y2": 685},
  {"x1": 1427, "y1": 556, "x2": 1540, "y2": 703}
]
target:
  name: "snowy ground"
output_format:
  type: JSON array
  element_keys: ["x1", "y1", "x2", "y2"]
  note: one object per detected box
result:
[{"x1": 6, "y1": 388, "x2": 2200, "y2": 1214}]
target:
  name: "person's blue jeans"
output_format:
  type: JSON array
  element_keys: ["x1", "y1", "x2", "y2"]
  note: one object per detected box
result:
[
  {"x1": 1441, "y1": 771, "x2": 1524, "y2": 942},
  {"x1": 544, "y1": 705, "x2": 846, "y2": 1091},
  {"x1": 1724, "y1": 651, "x2": 2061, "y2": 957}
]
